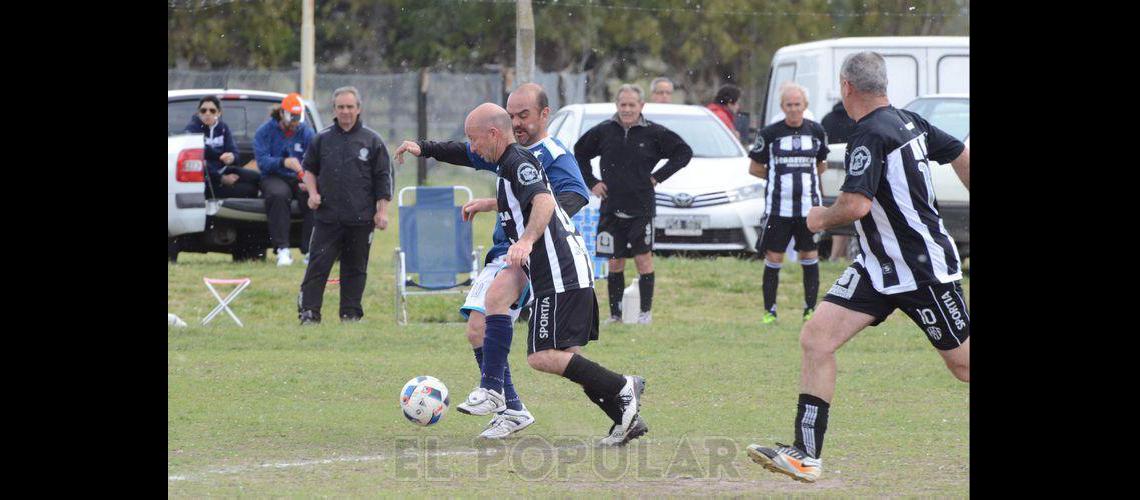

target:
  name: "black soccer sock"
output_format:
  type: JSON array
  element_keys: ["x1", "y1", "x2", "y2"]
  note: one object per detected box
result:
[
  {"x1": 583, "y1": 386, "x2": 623, "y2": 424},
  {"x1": 763, "y1": 260, "x2": 782, "y2": 313},
  {"x1": 793, "y1": 393, "x2": 830, "y2": 459},
  {"x1": 473, "y1": 346, "x2": 484, "y2": 374},
  {"x1": 638, "y1": 272, "x2": 655, "y2": 313},
  {"x1": 607, "y1": 272, "x2": 625, "y2": 318},
  {"x1": 801, "y1": 258, "x2": 820, "y2": 310},
  {"x1": 562, "y1": 353, "x2": 627, "y2": 397}
]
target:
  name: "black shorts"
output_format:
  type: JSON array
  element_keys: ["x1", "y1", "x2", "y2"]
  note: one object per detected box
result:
[
  {"x1": 596, "y1": 213, "x2": 653, "y2": 258},
  {"x1": 527, "y1": 287, "x2": 600, "y2": 354},
  {"x1": 822, "y1": 262, "x2": 970, "y2": 351},
  {"x1": 759, "y1": 216, "x2": 818, "y2": 253}
]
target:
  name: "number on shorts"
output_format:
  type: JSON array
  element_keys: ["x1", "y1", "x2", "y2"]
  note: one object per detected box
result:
[{"x1": 916, "y1": 308, "x2": 938, "y2": 325}]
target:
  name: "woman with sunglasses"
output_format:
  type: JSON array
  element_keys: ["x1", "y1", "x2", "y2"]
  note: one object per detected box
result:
[{"x1": 184, "y1": 95, "x2": 261, "y2": 198}]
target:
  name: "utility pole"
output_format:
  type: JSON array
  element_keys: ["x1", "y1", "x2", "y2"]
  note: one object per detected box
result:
[
  {"x1": 301, "y1": 0, "x2": 315, "y2": 100},
  {"x1": 515, "y1": 0, "x2": 535, "y2": 87}
]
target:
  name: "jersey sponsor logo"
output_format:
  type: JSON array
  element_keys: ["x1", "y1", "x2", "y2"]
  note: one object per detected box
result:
[
  {"x1": 597, "y1": 231, "x2": 614, "y2": 254},
  {"x1": 533, "y1": 149, "x2": 544, "y2": 159},
  {"x1": 499, "y1": 211, "x2": 512, "y2": 222},
  {"x1": 518, "y1": 163, "x2": 541, "y2": 185},
  {"x1": 537, "y1": 295, "x2": 552, "y2": 339},
  {"x1": 827, "y1": 267, "x2": 861, "y2": 299},
  {"x1": 358, "y1": 148, "x2": 369, "y2": 161},
  {"x1": 940, "y1": 291, "x2": 967, "y2": 330},
  {"x1": 204, "y1": 135, "x2": 225, "y2": 148},
  {"x1": 926, "y1": 326, "x2": 943, "y2": 341},
  {"x1": 848, "y1": 146, "x2": 871, "y2": 176}
]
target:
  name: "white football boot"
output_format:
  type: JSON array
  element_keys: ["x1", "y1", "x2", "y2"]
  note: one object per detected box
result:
[
  {"x1": 479, "y1": 408, "x2": 536, "y2": 439},
  {"x1": 456, "y1": 387, "x2": 506, "y2": 416}
]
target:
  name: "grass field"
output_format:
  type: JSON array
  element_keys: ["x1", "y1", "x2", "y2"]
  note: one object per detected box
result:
[{"x1": 169, "y1": 171, "x2": 969, "y2": 496}]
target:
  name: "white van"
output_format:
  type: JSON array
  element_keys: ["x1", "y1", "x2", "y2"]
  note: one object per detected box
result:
[{"x1": 761, "y1": 36, "x2": 969, "y2": 126}]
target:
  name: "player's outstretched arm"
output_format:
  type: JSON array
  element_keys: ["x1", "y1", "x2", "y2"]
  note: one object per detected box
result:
[
  {"x1": 806, "y1": 192, "x2": 872, "y2": 233},
  {"x1": 393, "y1": 140, "x2": 422, "y2": 165}
]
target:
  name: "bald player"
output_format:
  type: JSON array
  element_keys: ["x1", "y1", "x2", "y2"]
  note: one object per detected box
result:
[
  {"x1": 394, "y1": 84, "x2": 589, "y2": 439},
  {"x1": 458, "y1": 103, "x2": 648, "y2": 446}
]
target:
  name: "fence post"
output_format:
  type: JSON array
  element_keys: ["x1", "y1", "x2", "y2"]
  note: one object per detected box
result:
[{"x1": 417, "y1": 68, "x2": 429, "y2": 186}]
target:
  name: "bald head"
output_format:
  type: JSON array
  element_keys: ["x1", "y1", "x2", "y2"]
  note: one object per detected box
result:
[{"x1": 465, "y1": 103, "x2": 514, "y2": 163}]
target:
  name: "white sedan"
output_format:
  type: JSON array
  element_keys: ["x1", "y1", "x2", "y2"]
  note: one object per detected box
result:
[{"x1": 548, "y1": 103, "x2": 764, "y2": 253}]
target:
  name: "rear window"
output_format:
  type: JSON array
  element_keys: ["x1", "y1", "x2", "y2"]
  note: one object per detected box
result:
[
  {"x1": 904, "y1": 98, "x2": 969, "y2": 141},
  {"x1": 579, "y1": 113, "x2": 743, "y2": 158},
  {"x1": 168, "y1": 97, "x2": 318, "y2": 143}
]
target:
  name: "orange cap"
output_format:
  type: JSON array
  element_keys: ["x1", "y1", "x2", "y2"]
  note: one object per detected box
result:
[{"x1": 281, "y1": 93, "x2": 304, "y2": 116}]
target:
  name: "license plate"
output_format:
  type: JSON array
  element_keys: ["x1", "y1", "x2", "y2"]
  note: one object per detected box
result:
[{"x1": 657, "y1": 215, "x2": 708, "y2": 236}]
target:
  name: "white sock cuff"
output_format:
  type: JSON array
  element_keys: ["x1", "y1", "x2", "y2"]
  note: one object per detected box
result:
[
  {"x1": 800, "y1": 258, "x2": 819, "y2": 266},
  {"x1": 764, "y1": 260, "x2": 783, "y2": 269}
]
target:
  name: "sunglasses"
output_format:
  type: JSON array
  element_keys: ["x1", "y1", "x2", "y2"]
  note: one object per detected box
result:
[{"x1": 199, "y1": 108, "x2": 218, "y2": 114}]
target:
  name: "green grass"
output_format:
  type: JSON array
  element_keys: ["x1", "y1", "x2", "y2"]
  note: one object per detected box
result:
[{"x1": 169, "y1": 180, "x2": 969, "y2": 496}]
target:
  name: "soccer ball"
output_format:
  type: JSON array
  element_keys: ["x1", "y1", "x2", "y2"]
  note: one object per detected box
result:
[{"x1": 399, "y1": 376, "x2": 450, "y2": 426}]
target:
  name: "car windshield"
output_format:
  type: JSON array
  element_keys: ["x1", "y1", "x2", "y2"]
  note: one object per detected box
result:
[
  {"x1": 579, "y1": 113, "x2": 743, "y2": 158},
  {"x1": 903, "y1": 97, "x2": 969, "y2": 141},
  {"x1": 168, "y1": 97, "x2": 318, "y2": 143}
]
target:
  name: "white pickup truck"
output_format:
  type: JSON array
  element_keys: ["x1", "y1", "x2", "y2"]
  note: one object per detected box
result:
[{"x1": 167, "y1": 89, "x2": 323, "y2": 262}]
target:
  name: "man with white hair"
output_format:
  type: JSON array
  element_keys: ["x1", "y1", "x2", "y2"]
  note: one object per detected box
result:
[
  {"x1": 649, "y1": 77, "x2": 674, "y2": 103},
  {"x1": 748, "y1": 81, "x2": 830, "y2": 325},
  {"x1": 747, "y1": 51, "x2": 971, "y2": 483}
]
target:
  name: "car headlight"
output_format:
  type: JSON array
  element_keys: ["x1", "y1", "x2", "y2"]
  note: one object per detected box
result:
[{"x1": 726, "y1": 184, "x2": 764, "y2": 202}]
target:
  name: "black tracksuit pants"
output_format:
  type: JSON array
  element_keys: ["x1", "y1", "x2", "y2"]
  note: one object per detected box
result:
[
  {"x1": 261, "y1": 175, "x2": 313, "y2": 253},
  {"x1": 298, "y1": 220, "x2": 374, "y2": 319}
]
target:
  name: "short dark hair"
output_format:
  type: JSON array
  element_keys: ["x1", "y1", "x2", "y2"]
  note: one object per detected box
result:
[
  {"x1": 535, "y1": 88, "x2": 549, "y2": 111},
  {"x1": 197, "y1": 95, "x2": 222, "y2": 110},
  {"x1": 714, "y1": 84, "x2": 741, "y2": 105}
]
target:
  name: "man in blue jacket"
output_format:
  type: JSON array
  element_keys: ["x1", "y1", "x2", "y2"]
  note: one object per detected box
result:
[{"x1": 254, "y1": 93, "x2": 316, "y2": 267}]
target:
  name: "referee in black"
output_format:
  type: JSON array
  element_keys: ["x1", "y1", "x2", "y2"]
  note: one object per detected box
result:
[
  {"x1": 297, "y1": 86, "x2": 392, "y2": 324},
  {"x1": 574, "y1": 83, "x2": 692, "y2": 325},
  {"x1": 747, "y1": 51, "x2": 970, "y2": 483}
]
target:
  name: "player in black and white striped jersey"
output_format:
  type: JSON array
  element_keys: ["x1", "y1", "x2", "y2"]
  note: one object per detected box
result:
[
  {"x1": 458, "y1": 103, "x2": 649, "y2": 447},
  {"x1": 747, "y1": 52, "x2": 971, "y2": 484},
  {"x1": 749, "y1": 82, "x2": 830, "y2": 324}
]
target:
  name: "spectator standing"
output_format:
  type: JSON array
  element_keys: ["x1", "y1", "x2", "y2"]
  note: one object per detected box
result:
[
  {"x1": 254, "y1": 92, "x2": 315, "y2": 266},
  {"x1": 707, "y1": 84, "x2": 743, "y2": 139},
  {"x1": 184, "y1": 95, "x2": 260, "y2": 199},
  {"x1": 574, "y1": 84, "x2": 693, "y2": 324},
  {"x1": 296, "y1": 86, "x2": 392, "y2": 324},
  {"x1": 649, "y1": 77, "x2": 675, "y2": 103}
]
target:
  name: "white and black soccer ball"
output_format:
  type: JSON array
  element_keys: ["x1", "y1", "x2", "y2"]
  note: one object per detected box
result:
[{"x1": 399, "y1": 376, "x2": 450, "y2": 426}]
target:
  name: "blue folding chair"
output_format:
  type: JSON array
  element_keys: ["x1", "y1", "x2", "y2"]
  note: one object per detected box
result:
[{"x1": 394, "y1": 186, "x2": 483, "y2": 325}]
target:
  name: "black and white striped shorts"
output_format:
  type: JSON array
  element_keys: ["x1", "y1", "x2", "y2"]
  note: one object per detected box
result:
[
  {"x1": 527, "y1": 287, "x2": 600, "y2": 354},
  {"x1": 823, "y1": 263, "x2": 970, "y2": 351}
]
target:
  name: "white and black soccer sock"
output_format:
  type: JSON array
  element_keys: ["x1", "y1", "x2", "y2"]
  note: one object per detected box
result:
[
  {"x1": 583, "y1": 386, "x2": 623, "y2": 424},
  {"x1": 801, "y1": 258, "x2": 820, "y2": 310},
  {"x1": 793, "y1": 393, "x2": 830, "y2": 459},
  {"x1": 763, "y1": 260, "x2": 782, "y2": 313}
]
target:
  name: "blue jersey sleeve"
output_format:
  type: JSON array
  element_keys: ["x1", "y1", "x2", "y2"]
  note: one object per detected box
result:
[{"x1": 544, "y1": 153, "x2": 590, "y2": 201}]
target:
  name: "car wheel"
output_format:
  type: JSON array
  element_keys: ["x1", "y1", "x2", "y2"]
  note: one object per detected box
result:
[{"x1": 232, "y1": 244, "x2": 266, "y2": 262}]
